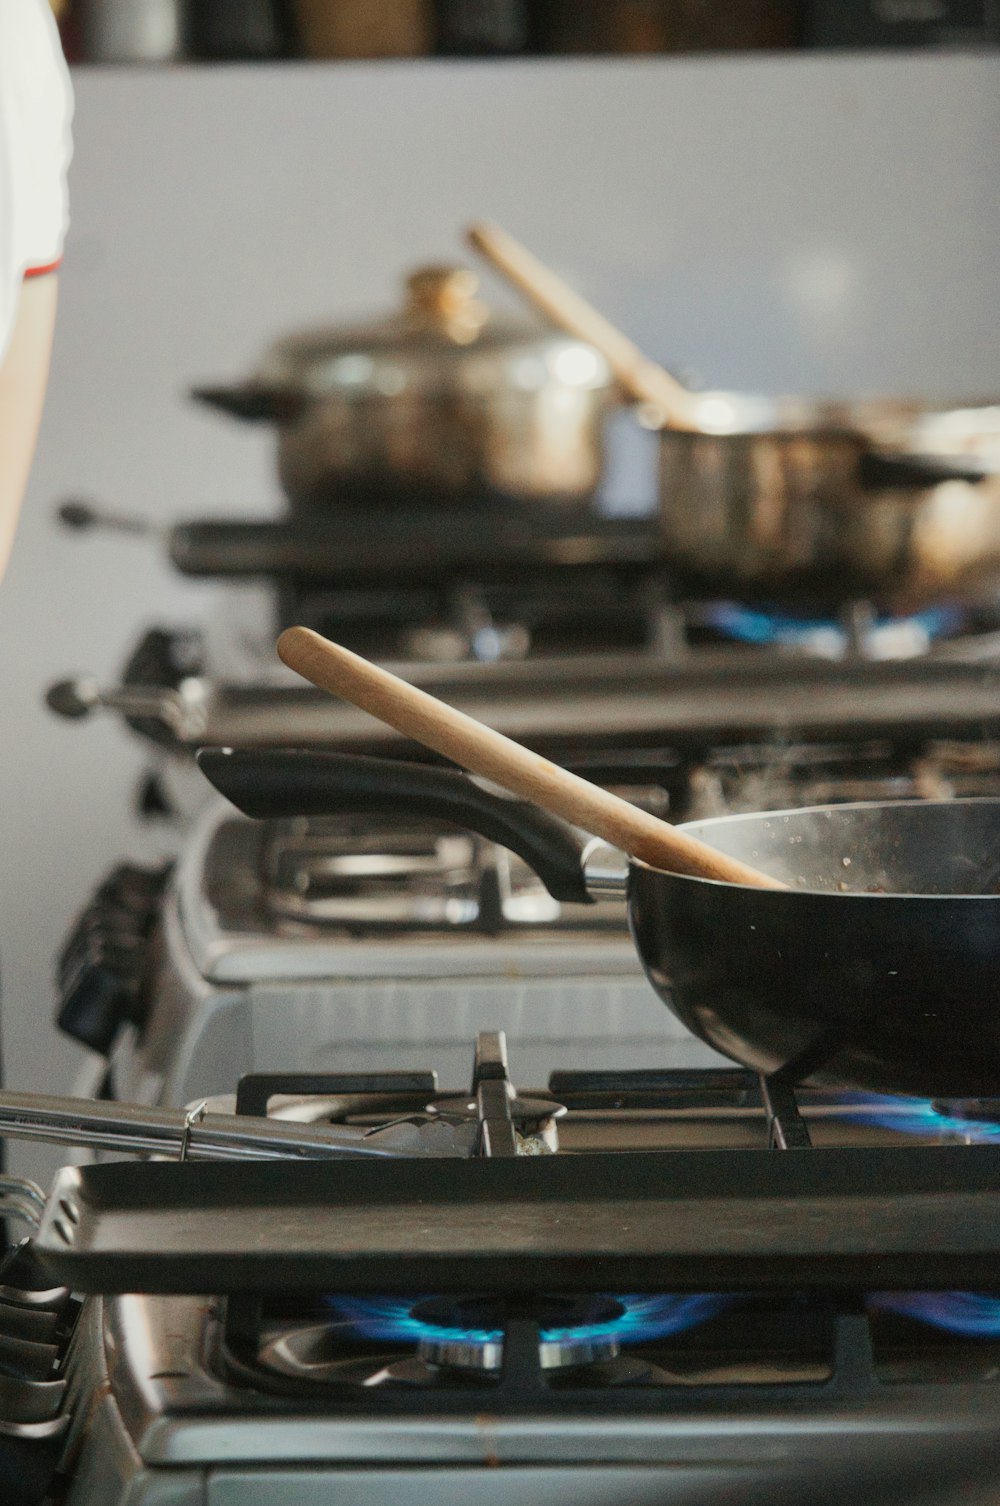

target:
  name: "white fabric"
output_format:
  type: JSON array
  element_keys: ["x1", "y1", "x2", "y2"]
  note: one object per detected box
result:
[{"x1": 0, "y1": 0, "x2": 73, "y2": 361}]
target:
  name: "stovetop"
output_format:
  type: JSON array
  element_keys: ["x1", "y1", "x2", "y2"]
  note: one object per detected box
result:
[
  {"x1": 42, "y1": 516, "x2": 1000, "y2": 1500},
  {"x1": 39, "y1": 1031, "x2": 1000, "y2": 1292},
  {"x1": 25, "y1": 1030, "x2": 1000, "y2": 1506}
]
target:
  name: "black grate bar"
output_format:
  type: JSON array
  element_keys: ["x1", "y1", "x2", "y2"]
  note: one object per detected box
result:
[
  {"x1": 761, "y1": 1075, "x2": 813, "y2": 1150},
  {"x1": 235, "y1": 1072, "x2": 438, "y2": 1119}
]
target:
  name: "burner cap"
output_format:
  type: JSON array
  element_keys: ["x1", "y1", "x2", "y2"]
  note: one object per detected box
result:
[
  {"x1": 429, "y1": 1093, "x2": 566, "y2": 1152},
  {"x1": 411, "y1": 1293, "x2": 626, "y2": 1372}
]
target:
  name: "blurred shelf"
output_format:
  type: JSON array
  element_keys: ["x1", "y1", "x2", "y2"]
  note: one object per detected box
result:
[
  {"x1": 57, "y1": 0, "x2": 999, "y2": 66},
  {"x1": 64, "y1": 46, "x2": 1000, "y2": 68}
]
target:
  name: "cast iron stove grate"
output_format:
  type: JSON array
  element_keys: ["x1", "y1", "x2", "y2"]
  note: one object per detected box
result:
[{"x1": 209, "y1": 1040, "x2": 1000, "y2": 1412}]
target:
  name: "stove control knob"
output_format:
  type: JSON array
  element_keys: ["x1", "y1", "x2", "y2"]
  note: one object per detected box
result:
[
  {"x1": 0, "y1": 1243, "x2": 74, "y2": 1506},
  {"x1": 55, "y1": 861, "x2": 172, "y2": 1055}
]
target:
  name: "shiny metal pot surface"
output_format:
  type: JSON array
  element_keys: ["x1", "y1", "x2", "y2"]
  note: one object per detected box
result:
[
  {"x1": 193, "y1": 265, "x2": 614, "y2": 510},
  {"x1": 655, "y1": 392, "x2": 1000, "y2": 607},
  {"x1": 84, "y1": 0, "x2": 184, "y2": 59}
]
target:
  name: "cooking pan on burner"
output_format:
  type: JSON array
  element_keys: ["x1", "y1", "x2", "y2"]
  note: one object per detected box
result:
[{"x1": 198, "y1": 747, "x2": 1000, "y2": 1099}]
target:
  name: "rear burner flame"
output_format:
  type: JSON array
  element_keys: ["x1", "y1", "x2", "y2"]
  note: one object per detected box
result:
[
  {"x1": 838, "y1": 1094, "x2": 1000, "y2": 1339},
  {"x1": 868, "y1": 1292, "x2": 1000, "y2": 1337},
  {"x1": 838, "y1": 1092, "x2": 1000, "y2": 1143},
  {"x1": 693, "y1": 602, "x2": 966, "y2": 659}
]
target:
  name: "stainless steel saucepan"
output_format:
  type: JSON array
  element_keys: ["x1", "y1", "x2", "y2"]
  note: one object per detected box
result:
[
  {"x1": 192, "y1": 264, "x2": 614, "y2": 511},
  {"x1": 467, "y1": 222, "x2": 1000, "y2": 608},
  {"x1": 652, "y1": 391, "x2": 1000, "y2": 607}
]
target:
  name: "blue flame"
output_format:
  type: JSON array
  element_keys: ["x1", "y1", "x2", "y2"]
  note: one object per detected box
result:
[
  {"x1": 326, "y1": 1296, "x2": 502, "y2": 1347},
  {"x1": 836, "y1": 1092, "x2": 1000, "y2": 1142},
  {"x1": 323, "y1": 1293, "x2": 738, "y2": 1349},
  {"x1": 324, "y1": 1289, "x2": 1000, "y2": 1350},
  {"x1": 541, "y1": 1294, "x2": 739, "y2": 1346},
  {"x1": 696, "y1": 602, "x2": 965, "y2": 651},
  {"x1": 868, "y1": 1292, "x2": 1000, "y2": 1336}
]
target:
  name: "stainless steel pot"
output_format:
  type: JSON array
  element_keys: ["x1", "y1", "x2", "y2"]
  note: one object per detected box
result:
[
  {"x1": 84, "y1": 0, "x2": 185, "y2": 60},
  {"x1": 463, "y1": 224, "x2": 1000, "y2": 609},
  {"x1": 193, "y1": 265, "x2": 614, "y2": 510},
  {"x1": 654, "y1": 393, "x2": 1000, "y2": 607}
]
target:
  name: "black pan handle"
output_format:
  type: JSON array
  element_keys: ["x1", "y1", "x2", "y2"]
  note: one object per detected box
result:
[
  {"x1": 189, "y1": 383, "x2": 307, "y2": 424},
  {"x1": 168, "y1": 521, "x2": 319, "y2": 577},
  {"x1": 56, "y1": 498, "x2": 154, "y2": 537},
  {"x1": 859, "y1": 450, "x2": 992, "y2": 490},
  {"x1": 196, "y1": 748, "x2": 592, "y2": 905}
]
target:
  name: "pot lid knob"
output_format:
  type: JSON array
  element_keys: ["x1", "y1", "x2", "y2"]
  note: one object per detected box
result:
[{"x1": 404, "y1": 265, "x2": 489, "y2": 345}]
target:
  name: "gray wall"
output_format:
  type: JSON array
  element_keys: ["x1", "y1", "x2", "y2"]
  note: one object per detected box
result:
[{"x1": 1, "y1": 54, "x2": 998, "y2": 1179}]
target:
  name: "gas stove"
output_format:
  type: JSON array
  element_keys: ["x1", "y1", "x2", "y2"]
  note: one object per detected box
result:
[
  {"x1": 73, "y1": 795, "x2": 722, "y2": 1108},
  {"x1": 47, "y1": 506, "x2": 1000, "y2": 1121},
  {"x1": 57, "y1": 710, "x2": 1000, "y2": 1111},
  {"x1": 45, "y1": 495, "x2": 1000, "y2": 882},
  {"x1": 47, "y1": 497, "x2": 1000, "y2": 779},
  {"x1": 11, "y1": 1030, "x2": 1000, "y2": 1506},
  {"x1": 45, "y1": 622, "x2": 1000, "y2": 830}
]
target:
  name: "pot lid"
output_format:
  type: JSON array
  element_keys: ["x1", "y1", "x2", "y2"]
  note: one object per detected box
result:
[{"x1": 252, "y1": 265, "x2": 612, "y2": 399}]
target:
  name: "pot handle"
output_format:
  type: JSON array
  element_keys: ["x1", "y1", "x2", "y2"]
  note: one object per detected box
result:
[
  {"x1": 196, "y1": 747, "x2": 592, "y2": 904},
  {"x1": 189, "y1": 383, "x2": 307, "y2": 424},
  {"x1": 858, "y1": 450, "x2": 993, "y2": 490}
]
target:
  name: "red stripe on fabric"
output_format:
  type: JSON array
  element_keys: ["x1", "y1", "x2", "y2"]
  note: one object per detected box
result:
[{"x1": 24, "y1": 258, "x2": 62, "y2": 279}]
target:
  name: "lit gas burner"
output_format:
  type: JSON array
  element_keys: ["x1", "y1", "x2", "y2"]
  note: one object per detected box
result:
[
  {"x1": 868, "y1": 1291, "x2": 1000, "y2": 1336},
  {"x1": 690, "y1": 601, "x2": 968, "y2": 660},
  {"x1": 321, "y1": 1292, "x2": 737, "y2": 1373},
  {"x1": 837, "y1": 1092, "x2": 1000, "y2": 1143},
  {"x1": 412, "y1": 1294, "x2": 624, "y2": 1371}
]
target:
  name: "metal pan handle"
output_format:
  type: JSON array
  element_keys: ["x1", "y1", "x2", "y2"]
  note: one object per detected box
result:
[
  {"x1": 859, "y1": 450, "x2": 993, "y2": 490},
  {"x1": 197, "y1": 747, "x2": 593, "y2": 904},
  {"x1": 190, "y1": 382, "x2": 307, "y2": 424}
]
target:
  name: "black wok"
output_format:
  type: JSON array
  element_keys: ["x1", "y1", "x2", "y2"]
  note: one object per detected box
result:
[{"x1": 197, "y1": 747, "x2": 1000, "y2": 1098}]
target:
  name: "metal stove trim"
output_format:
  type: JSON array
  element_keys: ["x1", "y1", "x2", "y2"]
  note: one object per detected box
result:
[
  {"x1": 85, "y1": 1296, "x2": 1000, "y2": 1472},
  {"x1": 177, "y1": 802, "x2": 638, "y2": 984},
  {"x1": 150, "y1": 656, "x2": 1000, "y2": 751}
]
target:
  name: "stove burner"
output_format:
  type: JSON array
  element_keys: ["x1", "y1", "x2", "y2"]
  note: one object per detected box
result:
[
  {"x1": 868, "y1": 1292, "x2": 1000, "y2": 1337},
  {"x1": 692, "y1": 601, "x2": 968, "y2": 659},
  {"x1": 838, "y1": 1093, "x2": 1000, "y2": 1143},
  {"x1": 322, "y1": 1292, "x2": 738, "y2": 1372},
  {"x1": 412, "y1": 1295, "x2": 626, "y2": 1371}
]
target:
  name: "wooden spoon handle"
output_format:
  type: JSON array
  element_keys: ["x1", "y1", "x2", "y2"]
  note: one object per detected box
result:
[
  {"x1": 276, "y1": 626, "x2": 785, "y2": 891},
  {"x1": 466, "y1": 220, "x2": 699, "y2": 432}
]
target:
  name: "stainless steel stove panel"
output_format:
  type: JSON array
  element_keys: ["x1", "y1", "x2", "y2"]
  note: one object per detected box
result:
[
  {"x1": 113, "y1": 801, "x2": 722, "y2": 1109},
  {"x1": 39, "y1": 1034, "x2": 1000, "y2": 1506},
  {"x1": 114, "y1": 888, "x2": 717, "y2": 1108},
  {"x1": 183, "y1": 804, "x2": 629, "y2": 982},
  {"x1": 58, "y1": 1293, "x2": 1000, "y2": 1506}
]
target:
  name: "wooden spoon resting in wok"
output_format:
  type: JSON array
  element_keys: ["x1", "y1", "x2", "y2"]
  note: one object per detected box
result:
[{"x1": 276, "y1": 625, "x2": 786, "y2": 891}]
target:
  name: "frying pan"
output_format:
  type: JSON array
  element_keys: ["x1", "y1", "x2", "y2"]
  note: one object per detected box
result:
[{"x1": 197, "y1": 746, "x2": 1000, "y2": 1098}]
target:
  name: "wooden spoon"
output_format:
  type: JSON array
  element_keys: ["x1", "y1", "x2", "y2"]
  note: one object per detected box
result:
[
  {"x1": 465, "y1": 220, "x2": 701, "y2": 432},
  {"x1": 276, "y1": 626, "x2": 786, "y2": 890}
]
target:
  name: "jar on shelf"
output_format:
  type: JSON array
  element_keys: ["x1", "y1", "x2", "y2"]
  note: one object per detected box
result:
[
  {"x1": 50, "y1": 0, "x2": 85, "y2": 61},
  {"x1": 82, "y1": 0, "x2": 186, "y2": 61},
  {"x1": 540, "y1": 0, "x2": 798, "y2": 53},
  {"x1": 433, "y1": 0, "x2": 537, "y2": 54},
  {"x1": 185, "y1": 0, "x2": 298, "y2": 59},
  {"x1": 293, "y1": 0, "x2": 432, "y2": 57}
]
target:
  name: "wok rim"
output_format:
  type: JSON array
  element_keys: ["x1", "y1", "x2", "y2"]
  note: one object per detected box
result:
[{"x1": 632, "y1": 796, "x2": 1000, "y2": 902}]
